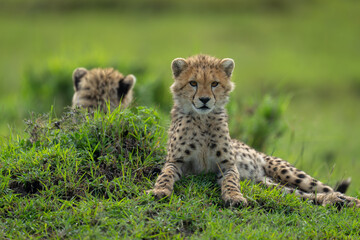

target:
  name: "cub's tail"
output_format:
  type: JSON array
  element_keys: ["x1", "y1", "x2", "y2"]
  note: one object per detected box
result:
[{"x1": 334, "y1": 178, "x2": 351, "y2": 194}]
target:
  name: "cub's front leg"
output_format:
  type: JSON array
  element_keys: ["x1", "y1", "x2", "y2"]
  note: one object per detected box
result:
[
  {"x1": 150, "y1": 159, "x2": 183, "y2": 199},
  {"x1": 218, "y1": 163, "x2": 248, "y2": 207}
]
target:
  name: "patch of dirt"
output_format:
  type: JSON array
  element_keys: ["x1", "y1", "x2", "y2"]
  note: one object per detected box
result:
[{"x1": 9, "y1": 180, "x2": 43, "y2": 196}]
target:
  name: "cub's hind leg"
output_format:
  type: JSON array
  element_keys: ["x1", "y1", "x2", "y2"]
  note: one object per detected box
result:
[
  {"x1": 261, "y1": 154, "x2": 360, "y2": 208},
  {"x1": 262, "y1": 155, "x2": 335, "y2": 194},
  {"x1": 261, "y1": 177, "x2": 360, "y2": 208}
]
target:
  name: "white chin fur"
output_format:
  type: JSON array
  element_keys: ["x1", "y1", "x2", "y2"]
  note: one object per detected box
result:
[{"x1": 192, "y1": 104, "x2": 213, "y2": 114}]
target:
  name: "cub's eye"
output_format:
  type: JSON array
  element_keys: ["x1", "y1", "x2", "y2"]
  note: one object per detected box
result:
[
  {"x1": 211, "y1": 81, "x2": 219, "y2": 87},
  {"x1": 189, "y1": 81, "x2": 197, "y2": 87}
]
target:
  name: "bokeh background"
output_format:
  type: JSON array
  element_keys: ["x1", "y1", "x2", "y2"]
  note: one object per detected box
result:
[{"x1": 0, "y1": 0, "x2": 359, "y2": 193}]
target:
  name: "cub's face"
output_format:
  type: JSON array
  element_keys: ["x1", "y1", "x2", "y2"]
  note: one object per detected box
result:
[
  {"x1": 170, "y1": 55, "x2": 235, "y2": 114},
  {"x1": 72, "y1": 67, "x2": 136, "y2": 111}
]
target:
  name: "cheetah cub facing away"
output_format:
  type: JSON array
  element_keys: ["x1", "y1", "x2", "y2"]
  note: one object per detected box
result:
[
  {"x1": 72, "y1": 67, "x2": 136, "y2": 111},
  {"x1": 150, "y1": 54, "x2": 359, "y2": 208}
]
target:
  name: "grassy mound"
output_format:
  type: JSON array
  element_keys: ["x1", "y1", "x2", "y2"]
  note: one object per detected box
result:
[
  {"x1": 1, "y1": 106, "x2": 359, "y2": 239},
  {"x1": 1, "y1": 106, "x2": 165, "y2": 200}
]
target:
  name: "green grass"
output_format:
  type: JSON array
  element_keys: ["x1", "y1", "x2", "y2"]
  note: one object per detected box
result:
[
  {"x1": 1, "y1": 107, "x2": 360, "y2": 239},
  {"x1": 1, "y1": 1, "x2": 360, "y2": 238}
]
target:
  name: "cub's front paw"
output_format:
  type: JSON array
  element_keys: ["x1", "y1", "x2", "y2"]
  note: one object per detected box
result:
[
  {"x1": 147, "y1": 188, "x2": 172, "y2": 200},
  {"x1": 223, "y1": 192, "x2": 248, "y2": 208}
]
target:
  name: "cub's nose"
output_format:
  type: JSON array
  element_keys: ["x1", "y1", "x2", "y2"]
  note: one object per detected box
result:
[{"x1": 199, "y1": 97, "x2": 210, "y2": 104}]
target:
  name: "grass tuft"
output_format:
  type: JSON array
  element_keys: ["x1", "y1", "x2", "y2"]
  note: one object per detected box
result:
[{"x1": 1, "y1": 106, "x2": 165, "y2": 201}]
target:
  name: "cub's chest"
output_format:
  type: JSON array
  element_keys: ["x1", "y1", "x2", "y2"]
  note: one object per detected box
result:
[{"x1": 170, "y1": 115, "x2": 230, "y2": 174}]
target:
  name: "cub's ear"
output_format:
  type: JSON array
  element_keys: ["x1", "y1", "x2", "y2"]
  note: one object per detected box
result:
[
  {"x1": 220, "y1": 58, "x2": 235, "y2": 77},
  {"x1": 171, "y1": 58, "x2": 187, "y2": 78},
  {"x1": 72, "y1": 67, "x2": 88, "y2": 91},
  {"x1": 118, "y1": 74, "x2": 136, "y2": 100}
]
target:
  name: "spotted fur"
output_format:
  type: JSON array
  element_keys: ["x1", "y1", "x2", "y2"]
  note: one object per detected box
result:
[
  {"x1": 150, "y1": 54, "x2": 359, "y2": 208},
  {"x1": 72, "y1": 67, "x2": 136, "y2": 111}
]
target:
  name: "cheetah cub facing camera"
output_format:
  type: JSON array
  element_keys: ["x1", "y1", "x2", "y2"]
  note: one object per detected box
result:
[
  {"x1": 72, "y1": 67, "x2": 136, "y2": 111},
  {"x1": 150, "y1": 54, "x2": 359, "y2": 208}
]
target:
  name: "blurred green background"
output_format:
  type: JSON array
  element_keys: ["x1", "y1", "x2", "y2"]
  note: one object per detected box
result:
[{"x1": 0, "y1": 0, "x2": 359, "y2": 193}]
